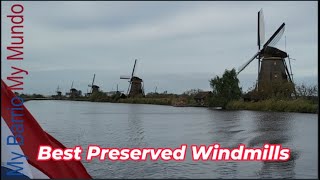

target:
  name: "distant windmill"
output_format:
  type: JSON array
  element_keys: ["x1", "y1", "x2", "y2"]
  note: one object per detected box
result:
[
  {"x1": 120, "y1": 59, "x2": 145, "y2": 97},
  {"x1": 237, "y1": 9, "x2": 295, "y2": 97},
  {"x1": 70, "y1": 81, "x2": 74, "y2": 93},
  {"x1": 56, "y1": 85, "x2": 62, "y2": 97},
  {"x1": 69, "y1": 80, "x2": 78, "y2": 98},
  {"x1": 88, "y1": 74, "x2": 100, "y2": 94},
  {"x1": 116, "y1": 84, "x2": 124, "y2": 93}
]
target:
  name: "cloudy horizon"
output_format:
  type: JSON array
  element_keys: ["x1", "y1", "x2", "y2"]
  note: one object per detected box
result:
[{"x1": 1, "y1": 1, "x2": 318, "y2": 95}]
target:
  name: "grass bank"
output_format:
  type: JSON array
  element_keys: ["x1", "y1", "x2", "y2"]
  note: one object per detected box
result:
[
  {"x1": 118, "y1": 98, "x2": 174, "y2": 106},
  {"x1": 226, "y1": 98, "x2": 318, "y2": 113}
]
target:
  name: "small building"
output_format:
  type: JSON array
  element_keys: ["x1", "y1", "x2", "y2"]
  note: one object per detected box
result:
[{"x1": 194, "y1": 91, "x2": 212, "y2": 106}]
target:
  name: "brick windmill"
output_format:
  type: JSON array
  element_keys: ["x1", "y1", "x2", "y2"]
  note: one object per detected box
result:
[
  {"x1": 88, "y1": 74, "x2": 100, "y2": 95},
  {"x1": 120, "y1": 59, "x2": 145, "y2": 97},
  {"x1": 237, "y1": 9, "x2": 295, "y2": 99}
]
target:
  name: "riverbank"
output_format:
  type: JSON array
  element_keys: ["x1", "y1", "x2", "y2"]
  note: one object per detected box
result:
[
  {"x1": 226, "y1": 98, "x2": 318, "y2": 114},
  {"x1": 115, "y1": 97, "x2": 319, "y2": 114},
  {"x1": 118, "y1": 97, "x2": 173, "y2": 106},
  {"x1": 117, "y1": 97, "x2": 209, "y2": 107},
  {"x1": 26, "y1": 96, "x2": 318, "y2": 114}
]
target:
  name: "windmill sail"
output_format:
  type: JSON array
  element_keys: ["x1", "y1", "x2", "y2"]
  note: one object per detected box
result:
[
  {"x1": 263, "y1": 23, "x2": 285, "y2": 48},
  {"x1": 237, "y1": 52, "x2": 259, "y2": 75},
  {"x1": 120, "y1": 75, "x2": 131, "y2": 79},
  {"x1": 88, "y1": 74, "x2": 96, "y2": 93},
  {"x1": 131, "y1": 59, "x2": 137, "y2": 78},
  {"x1": 238, "y1": 23, "x2": 286, "y2": 75},
  {"x1": 258, "y1": 9, "x2": 265, "y2": 49}
]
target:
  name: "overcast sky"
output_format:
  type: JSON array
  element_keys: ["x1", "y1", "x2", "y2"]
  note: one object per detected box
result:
[{"x1": 1, "y1": 1, "x2": 318, "y2": 95}]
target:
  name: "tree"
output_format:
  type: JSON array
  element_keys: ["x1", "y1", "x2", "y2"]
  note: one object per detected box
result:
[
  {"x1": 296, "y1": 83, "x2": 318, "y2": 97},
  {"x1": 209, "y1": 68, "x2": 242, "y2": 107}
]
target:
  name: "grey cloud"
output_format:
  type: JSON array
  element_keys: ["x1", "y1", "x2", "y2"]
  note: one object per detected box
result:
[{"x1": 1, "y1": 1, "x2": 317, "y2": 95}]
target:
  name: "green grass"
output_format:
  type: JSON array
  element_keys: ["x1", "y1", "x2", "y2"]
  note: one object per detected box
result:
[{"x1": 226, "y1": 98, "x2": 318, "y2": 113}]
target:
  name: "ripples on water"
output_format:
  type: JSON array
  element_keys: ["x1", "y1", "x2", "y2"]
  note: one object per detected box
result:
[{"x1": 25, "y1": 101, "x2": 318, "y2": 179}]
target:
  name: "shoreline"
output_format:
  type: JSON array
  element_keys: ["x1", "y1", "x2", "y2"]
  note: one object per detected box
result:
[{"x1": 25, "y1": 97, "x2": 318, "y2": 114}]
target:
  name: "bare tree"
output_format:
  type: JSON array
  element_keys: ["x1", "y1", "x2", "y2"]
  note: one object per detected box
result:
[{"x1": 296, "y1": 83, "x2": 318, "y2": 97}]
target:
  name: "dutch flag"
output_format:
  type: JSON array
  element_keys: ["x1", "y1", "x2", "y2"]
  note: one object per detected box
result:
[{"x1": 1, "y1": 80, "x2": 92, "y2": 179}]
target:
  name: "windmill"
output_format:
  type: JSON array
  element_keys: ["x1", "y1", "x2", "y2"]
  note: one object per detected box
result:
[
  {"x1": 88, "y1": 74, "x2": 100, "y2": 94},
  {"x1": 237, "y1": 9, "x2": 295, "y2": 98},
  {"x1": 56, "y1": 85, "x2": 62, "y2": 97},
  {"x1": 115, "y1": 84, "x2": 124, "y2": 94},
  {"x1": 69, "y1": 80, "x2": 77, "y2": 98},
  {"x1": 120, "y1": 59, "x2": 145, "y2": 97},
  {"x1": 70, "y1": 81, "x2": 74, "y2": 93}
]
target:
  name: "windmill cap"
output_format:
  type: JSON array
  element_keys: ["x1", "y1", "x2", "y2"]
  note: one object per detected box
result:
[
  {"x1": 262, "y1": 46, "x2": 288, "y2": 58},
  {"x1": 132, "y1": 76, "x2": 143, "y2": 81}
]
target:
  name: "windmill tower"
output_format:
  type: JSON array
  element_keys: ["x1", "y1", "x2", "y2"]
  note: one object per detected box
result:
[
  {"x1": 120, "y1": 59, "x2": 145, "y2": 97},
  {"x1": 56, "y1": 85, "x2": 62, "y2": 97},
  {"x1": 69, "y1": 81, "x2": 80, "y2": 98},
  {"x1": 88, "y1": 74, "x2": 100, "y2": 95},
  {"x1": 237, "y1": 9, "x2": 295, "y2": 99}
]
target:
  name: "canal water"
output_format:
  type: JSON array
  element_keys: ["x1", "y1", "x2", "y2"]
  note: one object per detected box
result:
[{"x1": 25, "y1": 100, "x2": 318, "y2": 179}]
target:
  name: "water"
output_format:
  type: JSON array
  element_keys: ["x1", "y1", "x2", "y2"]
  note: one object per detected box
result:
[{"x1": 25, "y1": 100, "x2": 318, "y2": 179}]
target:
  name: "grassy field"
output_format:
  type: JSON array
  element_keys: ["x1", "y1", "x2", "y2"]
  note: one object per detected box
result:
[
  {"x1": 226, "y1": 98, "x2": 318, "y2": 113},
  {"x1": 59, "y1": 94, "x2": 318, "y2": 114}
]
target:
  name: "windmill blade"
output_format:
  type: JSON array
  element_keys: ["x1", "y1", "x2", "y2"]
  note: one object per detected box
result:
[
  {"x1": 127, "y1": 82, "x2": 132, "y2": 95},
  {"x1": 237, "y1": 52, "x2": 260, "y2": 75},
  {"x1": 283, "y1": 59, "x2": 292, "y2": 82},
  {"x1": 89, "y1": 74, "x2": 96, "y2": 93},
  {"x1": 258, "y1": 9, "x2": 265, "y2": 49},
  {"x1": 131, "y1": 59, "x2": 137, "y2": 78},
  {"x1": 263, "y1": 23, "x2": 285, "y2": 49},
  {"x1": 92, "y1": 74, "x2": 96, "y2": 87},
  {"x1": 142, "y1": 82, "x2": 145, "y2": 96},
  {"x1": 120, "y1": 75, "x2": 131, "y2": 79},
  {"x1": 287, "y1": 56, "x2": 294, "y2": 82},
  {"x1": 71, "y1": 81, "x2": 74, "y2": 89}
]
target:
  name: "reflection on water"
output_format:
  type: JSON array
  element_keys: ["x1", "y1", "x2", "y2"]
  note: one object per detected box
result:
[
  {"x1": 252, "y1": 113, "x2": 296, "y2": 178},
  {"x1": 25, "y1": 101, "x2": 318, "y2": 179},
  {"x1": 250, "y1": 112, "x2": 292, "y2": 146},
  {"x1": 127, "y1": 105, "x2": 146, "y2": 147}
]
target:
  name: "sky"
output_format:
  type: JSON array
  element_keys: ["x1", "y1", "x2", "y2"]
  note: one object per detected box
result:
[{"x1": 1, "y1": 1, "x2": 318, "y2": 95}]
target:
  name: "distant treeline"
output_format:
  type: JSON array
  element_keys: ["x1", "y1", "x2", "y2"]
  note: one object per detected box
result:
[{"x1": 17, "y1": 93, "x2": 46, "y2": 99}]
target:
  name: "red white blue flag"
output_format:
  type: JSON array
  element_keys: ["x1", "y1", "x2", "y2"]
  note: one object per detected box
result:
[{"x1": 1, "y1": 80, "x2": 92, "y2": 179}]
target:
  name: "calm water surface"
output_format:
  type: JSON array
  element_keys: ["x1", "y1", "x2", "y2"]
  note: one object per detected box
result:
[{"x1": 25, "y1": 100, "x2": 318, "y2": 179}]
